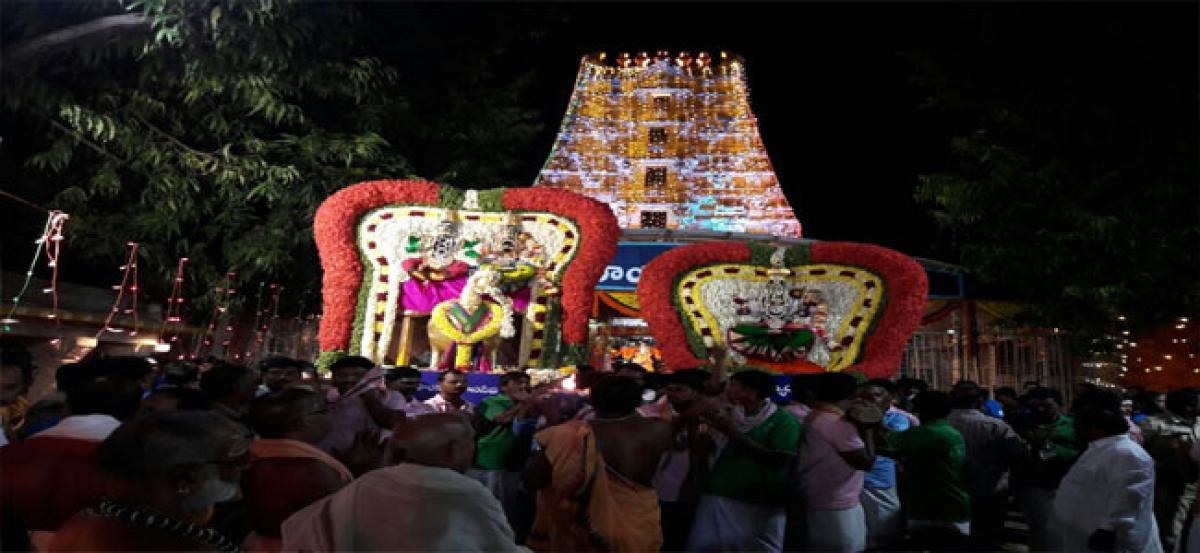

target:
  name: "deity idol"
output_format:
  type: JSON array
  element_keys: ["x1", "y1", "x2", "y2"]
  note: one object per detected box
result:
[
  {"x1": 477, "y1": 212, "x2": 543, "y2": 312},
  {"x1": 399, "y1": 211, "x2": 473, "y2": 313},
  {"x1": 726, "y1": 249, "x2": 842, "y2": 365}
]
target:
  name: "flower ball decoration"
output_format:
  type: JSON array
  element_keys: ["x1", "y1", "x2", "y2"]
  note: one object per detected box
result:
[
  {"x1": 314, "y1": 180, "x2": 619, "y2": 369},
  {"x1": 637, "y1": 240, "x2": 928, "y2": 378}
]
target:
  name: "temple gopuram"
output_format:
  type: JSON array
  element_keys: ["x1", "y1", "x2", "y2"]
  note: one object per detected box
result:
[{"x1": 535, "y1": 50, "x2": 801, "y2": 237}]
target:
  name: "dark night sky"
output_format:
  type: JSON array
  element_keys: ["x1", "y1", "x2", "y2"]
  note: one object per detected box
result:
[
  {"x1": 360, "y1": 2, "x2": 1196, "y2": 260},
  {"x1": 2, "y1": 2, "x2": 1195, "y2": 285}
]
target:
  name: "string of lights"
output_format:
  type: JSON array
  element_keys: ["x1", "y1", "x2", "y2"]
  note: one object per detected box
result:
[
  {"x1": 194, "y1": 272, "x2": 237, "y2": 359},
  {"x1": 95, "y1": 242, "x2": 140, "y2": 341},
  {"x1": 159, "y1": 257, "x2": 189, "y2": 357},
  {"x1": 2, "y1": 211, "x2": 70, "y2": 346}
]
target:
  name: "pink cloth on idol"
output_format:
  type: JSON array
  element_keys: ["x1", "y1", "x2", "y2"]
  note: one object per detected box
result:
[
  {"x1": 506, "y1": 287, "x2": 531, "y2": 313},
  {"x1": 401, "y1": 278, "x2": 468, "y2": 313},
  {"x1": 797, "y1": 408, "x2": 866, "y2": 510},
  {"x1": 400, "y1": 278, "x2": 531, "y2": 314}
]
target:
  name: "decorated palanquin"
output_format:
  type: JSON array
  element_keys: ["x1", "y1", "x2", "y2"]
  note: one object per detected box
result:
[
  {"x1": 637, "y1": 241, "x2": 928, "y2": 378},
  {"x1": 314, "y1": 180, "x2": 618, "y2": 371}
]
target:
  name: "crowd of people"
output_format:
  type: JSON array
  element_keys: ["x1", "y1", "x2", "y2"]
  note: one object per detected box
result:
[{"x1": 0, "y1": 343, "x2": 1197, "y2": 552}]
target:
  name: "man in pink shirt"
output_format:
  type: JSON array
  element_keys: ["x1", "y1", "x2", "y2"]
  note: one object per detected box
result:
[{"x1": 796, "y1": 373, "x2": 878, "y2": 552}]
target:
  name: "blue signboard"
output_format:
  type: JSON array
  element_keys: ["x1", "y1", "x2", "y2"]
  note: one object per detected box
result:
[
  {"x1": 416, "y1": 370, "x2": 798, "y2": 406},
  {"x1": 597, "y1": 242, "x2": 682, "y2": 291}
]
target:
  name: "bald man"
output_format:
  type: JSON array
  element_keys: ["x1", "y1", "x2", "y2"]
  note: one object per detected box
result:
[{"x1": 281, "y1": 414, "x2": 527, "y2": 552}]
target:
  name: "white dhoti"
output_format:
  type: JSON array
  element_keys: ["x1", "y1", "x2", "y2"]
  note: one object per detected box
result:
[
  {"x1": 686, "y1": 494, "x2": 786, "y2": 553},
  {"x1": 805, "y1": 505, "x2": 867, "y2": 553},
  {"x1": 861, "y1": 486, "x2": 902, "y2": 549}
]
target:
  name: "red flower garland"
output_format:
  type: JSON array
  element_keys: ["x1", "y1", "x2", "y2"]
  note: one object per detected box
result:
[
  {"x1": 314, "y1": 181, "x2": 619, "y2": 355},
  {"x1": 638, "y1": 241, "x2": 750, "y2": 370},
  {"x1": 810, "y1": 241, "x2": 928, "y2": 379},
  {"x1": 502, "y1": 187, "x2": 619, "y2": 344},
  {"x1": 314, "y1": 180, "x2": 440, "y2": 352},
  {"x1": 637, "y1": 240, "x2": 928, "y2": 378}
]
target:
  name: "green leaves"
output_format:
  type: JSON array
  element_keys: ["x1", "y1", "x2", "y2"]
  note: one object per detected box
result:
[
  {"x1": 4, "y1": 0, "x2": 548, "y2": 319},
  {"x1": 4, "y1": 0, "x2": 410, "y2": 311},
  {"x1": 912, "y1": 42, "x2": 1199, "y2": 345}
]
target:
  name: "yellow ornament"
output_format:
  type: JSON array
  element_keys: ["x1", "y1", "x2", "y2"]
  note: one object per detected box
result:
[{"x1": 428, "y1": 302, "x2": 506, "y2": 369}]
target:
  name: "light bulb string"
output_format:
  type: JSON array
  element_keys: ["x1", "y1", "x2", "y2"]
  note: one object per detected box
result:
[
  {"x1": 159, "y1": 257, "x2": 189, "y2": 351},
  {"x1": 95, "y1": 242, "x2": 139, "y2": 341},
  {"x1": 4, "y1": 214, "x2": 52, "y2": 319},
  {"x1": 4, "y1": 211, "x2": 69, "y2": 347},
  {"x1": 246, "y1": 282, "x2": 267, "y2": 359},
  {"x1": 194, "y1": 272, "x2": 236, "y2": 359},
  {"x1": 43, "y1": 212, "x2": 68, "y2": 346},
  {"x1": 257, "y1": 283, "x2": 282, "y2": 358}
]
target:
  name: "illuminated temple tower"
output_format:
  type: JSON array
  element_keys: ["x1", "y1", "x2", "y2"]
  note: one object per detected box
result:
[{"x1": 535, "y1": 50, "x2": 801, "y2": 236}]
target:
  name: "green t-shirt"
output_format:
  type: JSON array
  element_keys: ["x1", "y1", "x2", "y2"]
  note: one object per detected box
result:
[
  {"x1": 707, "y1": 407, "x2": 802, "y2": 507},
  {"x1": 889, "y1": 418, "x2": 971, "y2": 523},
  {"x1": 1014, "y1": 415, "x2": 1081, "y2": 488},
  {"x1": 474, "y1": 394, "x2": 517, "y2": 470}
]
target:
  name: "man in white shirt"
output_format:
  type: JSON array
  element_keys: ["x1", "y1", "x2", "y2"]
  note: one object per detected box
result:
[
  {"x1": 282, "y1": 413, "x2": 525, "y2": 551},
  {"x1": 1053, "y1": 389, "x2": 1162, "y2": 553},
  {"x1": 424, "y1": 369, "x2": 473, "y2": 414},
  {"x1": 36, "y1": 373, "x2": 142, "y2": 441}
]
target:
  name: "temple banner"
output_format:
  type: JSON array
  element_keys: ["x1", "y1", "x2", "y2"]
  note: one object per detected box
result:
[{"x1": 597, "y1": 242, "x2": 681, "y2": 291}]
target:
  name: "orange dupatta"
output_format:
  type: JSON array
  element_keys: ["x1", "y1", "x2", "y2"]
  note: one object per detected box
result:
[{"x1": 527, "y1": 420, "x2": 662, "y2": 552}]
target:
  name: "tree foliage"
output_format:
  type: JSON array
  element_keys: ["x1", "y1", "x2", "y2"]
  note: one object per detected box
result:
[
  {"x1": 2, "y1": 0, "x2": 544, "y2": 314},
  {"x1": 910, "y1": 13, "x2": 1199, "y2": 344}
]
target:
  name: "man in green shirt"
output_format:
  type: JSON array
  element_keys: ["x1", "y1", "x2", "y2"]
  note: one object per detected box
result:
[
  {"x1": 1013, "y1": 387, "x2": 1082, "y2": 551},
  {"x1": 687, "y1": 369, "x2": 801, "y2": 552},
  {"x1": 469, "y1": 371, "x2": 537, "y2": 535},
  {"x1": 886, "y1": 390, "x2": 971, "y2": 551}
]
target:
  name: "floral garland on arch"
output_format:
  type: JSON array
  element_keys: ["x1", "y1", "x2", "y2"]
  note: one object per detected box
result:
[
  {"x1": 636, "y1": 240, "x2": 927, "y2": 379},
  {"x1": 314, "y1": 180, "x2": 618, "y2": 369}
]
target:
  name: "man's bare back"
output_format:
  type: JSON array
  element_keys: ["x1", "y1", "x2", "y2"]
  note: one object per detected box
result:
[{"x1": 590, "y1": 416, "x2": 673, "y2": 487}]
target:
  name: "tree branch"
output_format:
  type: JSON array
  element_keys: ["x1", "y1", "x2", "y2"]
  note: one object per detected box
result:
[
  {"x1": 6, "y1": 13, "x2": 151, "y2": 63},
  {"x1": 133, "y1": 115, "x2": 216, "y2": 158}
]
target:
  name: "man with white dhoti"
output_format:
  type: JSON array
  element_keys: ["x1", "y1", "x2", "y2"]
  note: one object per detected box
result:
[
  {"x1": 282, "y1": 413, "x2": 526, "y2": 552},
  {"x1": 858, "y1": 378, "x2": 912, "y2": 550},
  {"x1": 797, "y1": 373, "x2": 879, "y2": 553},
  {"x1": 687, "y1": 370, "x2": 802, "y2": 553},
  {"x1": 1053, "y1": 389, "x2": 1162, "y2": 553}
]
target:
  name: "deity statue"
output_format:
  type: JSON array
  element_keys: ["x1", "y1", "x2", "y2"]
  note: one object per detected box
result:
[
  {"x1": 427, "y1": 267, "x2": 515, "y2": 372},
  {"x1": 480, "y1": 213, "x2": 541, "y2": 285},
  {"x1": 629, "y1": 339, "x2": 660, "y2": 372},
  {"x1": 399, "y1": 211, "x2": 474, "y2": 314},
  {"x1": 726, "y1": 248, "x2": 842, "y2": 364},
  {"x1": 477, "y1": 212, "x2": 545, "y2": 312}
]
